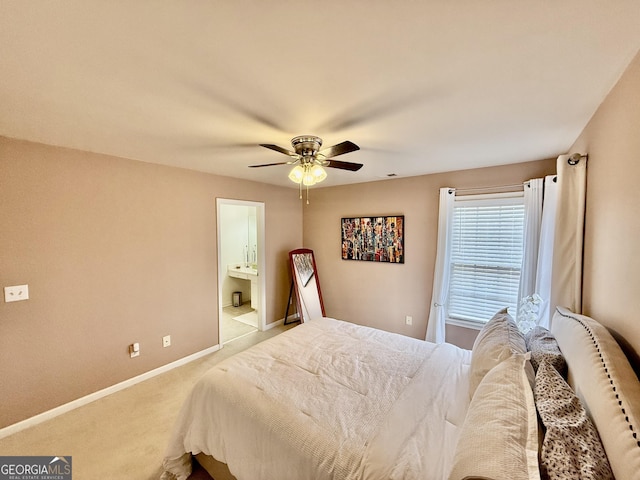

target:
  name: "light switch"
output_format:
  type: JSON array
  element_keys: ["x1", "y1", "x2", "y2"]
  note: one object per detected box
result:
[{"x1": 4, "y1": 285, "x2": 29, "y2": 303}]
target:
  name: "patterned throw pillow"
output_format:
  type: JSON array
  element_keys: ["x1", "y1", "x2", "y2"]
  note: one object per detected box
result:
[
  {"x1": 534, "y1": 361, "x2": 613, "y2": 480},
  {"x1": 525, "y1": 326, "x2": 567, "y2": 377}
]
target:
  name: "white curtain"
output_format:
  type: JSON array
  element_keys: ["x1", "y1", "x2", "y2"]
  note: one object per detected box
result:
[
  {"x1": 534, "y1": 175, "x2": 559, "y2": 328},
  {"x1": 550, "y1": 154, "x2": 587, "y2": 319},
  {"x1": 534, "y1": 154, "x2": 587, "y2": 327},
  {"x1": 426, "y1": 187, "x2": 455, "y2": 343},
  {"x1": 517, "y1": 178, "x2": 544, "y2": 309}
]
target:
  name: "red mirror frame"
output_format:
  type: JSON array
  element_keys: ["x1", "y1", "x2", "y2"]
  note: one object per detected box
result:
[{"x1": 288, "y1": 248, "x2": 325, "y2": 323}]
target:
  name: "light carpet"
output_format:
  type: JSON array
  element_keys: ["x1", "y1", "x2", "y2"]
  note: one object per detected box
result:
[{"x1": 0, "y1": 323, "x2": 296, "y2": 480}]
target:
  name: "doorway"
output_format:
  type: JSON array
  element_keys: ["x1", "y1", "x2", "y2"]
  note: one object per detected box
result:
[{"x1": 217, "y1": 199, "x2": 266, "y2": 345}]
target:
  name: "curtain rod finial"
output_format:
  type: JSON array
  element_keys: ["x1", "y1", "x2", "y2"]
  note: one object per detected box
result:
[{"x1": 568, "y1": 153, "x2": 587, "y2": 165}]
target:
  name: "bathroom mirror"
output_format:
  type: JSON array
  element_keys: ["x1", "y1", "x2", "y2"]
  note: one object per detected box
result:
[{"x1": 289, "y1": 248, "x2": 325, "y2": 323}]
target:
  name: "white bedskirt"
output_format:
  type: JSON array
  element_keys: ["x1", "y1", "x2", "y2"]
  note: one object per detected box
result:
[{"x1": 162, "y1": 317, "x2": 471, "y2": 480}]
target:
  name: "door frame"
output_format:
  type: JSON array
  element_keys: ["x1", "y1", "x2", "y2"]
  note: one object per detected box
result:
[{"x1": 216, "y1": 198, "x2": 266, "y2": 346}]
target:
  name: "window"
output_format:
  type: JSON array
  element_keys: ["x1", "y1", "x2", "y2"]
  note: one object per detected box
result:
[{"x1": 446, "y1": 192, "x2": 525, "y2": 328}]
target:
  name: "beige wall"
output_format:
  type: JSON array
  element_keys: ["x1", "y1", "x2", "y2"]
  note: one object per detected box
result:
[
  {"x1": 571, "y1": 49, "x2": 640, "y2": 361},
  {"x1": 0, "y1": 136, "x2": 302, "y2": 428},
  {"x1": 303, "y1": 159, "x2": 556, "y2": 346},
  {"x1": 5, "y1": 47, "x2": 639, "y2": 430}
]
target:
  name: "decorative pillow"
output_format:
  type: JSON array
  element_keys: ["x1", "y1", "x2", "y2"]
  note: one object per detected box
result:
[
  {"x1": 525, "y1": 326, "x2": 567, "y2": 377},
  {"x1": 469, "y1": 308, "x2": 528, "y2": 398},
  {"x1": 534, "y1": 361, "x2": 613, "y2": 480},
  {"x1": 449, "y1": 353, "x2": 540, "y2": 480}
]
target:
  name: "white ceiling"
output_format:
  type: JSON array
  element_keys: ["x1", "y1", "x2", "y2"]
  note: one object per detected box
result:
[{"x1": 2, "y1": 2, "x2": 640, "y2": 188}]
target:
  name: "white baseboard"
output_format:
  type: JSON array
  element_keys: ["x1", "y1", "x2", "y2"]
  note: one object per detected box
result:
[
  {"x1": 0, "y1": 344, "x2": 221, "y2": 440},
  {"x1": 261, "y1": 312, "x2": 300, "y2": 331},
  {"x1": 271, "y1": 313, "x2": 300, "y2": 329},
  {"x1": 264, "y1": 318, "x2": 284, "y2": 330}
]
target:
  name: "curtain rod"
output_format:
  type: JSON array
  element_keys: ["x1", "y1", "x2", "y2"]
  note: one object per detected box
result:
[
  {"x1": 447, "y1": 152, "x2": 584, "y2": 196},
  {"x1": 568, "y1": 153, "x2": 588, "y2": 165},
  {"x1": 449, "y1": 181, "x2": 529, "y2": 196}
]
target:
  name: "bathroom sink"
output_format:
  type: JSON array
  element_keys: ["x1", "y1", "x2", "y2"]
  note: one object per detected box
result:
[{"x1": 228, "y1": 264, "x2": 258, "y2": 278}]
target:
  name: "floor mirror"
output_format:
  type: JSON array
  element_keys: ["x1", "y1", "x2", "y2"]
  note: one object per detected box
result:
[{"x1": 288, "y1": 248, "x2": 325, "y2": 323}]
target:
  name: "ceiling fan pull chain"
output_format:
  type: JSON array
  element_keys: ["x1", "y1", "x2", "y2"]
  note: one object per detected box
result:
[{"x1": 306, "y1": 183, "x2": 310, "y2": 205}]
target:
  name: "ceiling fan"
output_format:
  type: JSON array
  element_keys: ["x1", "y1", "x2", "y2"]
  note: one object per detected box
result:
[{"x1": 249, "y1": 136, "x2": 362, "y2": 202}]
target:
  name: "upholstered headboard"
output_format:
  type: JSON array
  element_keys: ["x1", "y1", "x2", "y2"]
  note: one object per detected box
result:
[{"x1": 551, "y1": 307, "x2": 640, "y2": 480}]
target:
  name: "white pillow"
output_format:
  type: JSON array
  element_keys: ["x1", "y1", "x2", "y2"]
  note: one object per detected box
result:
[
  {"x1": 449, "y1": 353, "x2": 540, "y2": 480},
  {"x1": 468, "y1": 308, "x2": 528, "y2": 398}
]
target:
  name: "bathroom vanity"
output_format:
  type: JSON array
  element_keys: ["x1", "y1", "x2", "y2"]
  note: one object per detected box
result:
[{"x1": 227, "y1": 264, "x2": 259, "y2": 309}]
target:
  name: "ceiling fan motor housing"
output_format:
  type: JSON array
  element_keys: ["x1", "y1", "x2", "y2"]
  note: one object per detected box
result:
[
  {"x1": 291, "y1": 135, "x2": 322, "y2": 159},
  {"x1": 252, "y1": 136, "x2": 361, "y2": 171}
]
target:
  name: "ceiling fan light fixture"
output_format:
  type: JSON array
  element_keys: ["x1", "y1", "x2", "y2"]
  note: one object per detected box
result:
[
  {"x1": 311, "y1": 164, "x2": 327, "y2": 183},
  {"x1": 289, "y1": 164, "x2": 327, "y2": 186},
  {"x1": 288, "y1": 165, "x2": 305, "y2": 183},
  {"x1": 302, "y1": 174, "x2": 316, "y2": 186}
]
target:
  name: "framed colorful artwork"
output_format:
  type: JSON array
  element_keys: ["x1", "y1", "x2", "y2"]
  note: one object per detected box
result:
[{"x1": 341, "y1": 215, "x2": 404, "y2": 263}]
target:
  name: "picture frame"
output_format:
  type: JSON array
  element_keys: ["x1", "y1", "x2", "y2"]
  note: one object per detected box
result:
[{"x1": 341, "y1": 215, "x2": 404, "y2": 263}]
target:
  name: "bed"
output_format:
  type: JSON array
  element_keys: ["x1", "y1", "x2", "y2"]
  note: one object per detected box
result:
[{"x1": 161, "y1": 308, "x2": 640, "y2": 480}]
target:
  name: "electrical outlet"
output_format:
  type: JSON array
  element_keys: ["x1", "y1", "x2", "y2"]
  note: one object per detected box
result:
[
  {"x1": 163, "y1": 335, "x2": 171, "y2": 347},
  {"x1": 4, "y1": 285, "x2": 29, "y2": 303},
  {"x1": 405, "y1": 315, "x2": 413, "y2": 326},
  {"x1": 129, "y1": 343, "x2": 140, "y2": 358}
]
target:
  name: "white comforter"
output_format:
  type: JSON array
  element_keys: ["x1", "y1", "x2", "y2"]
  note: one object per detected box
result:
[{"x1": 161, "y1": 317, "x2": 471, "y2": 480}]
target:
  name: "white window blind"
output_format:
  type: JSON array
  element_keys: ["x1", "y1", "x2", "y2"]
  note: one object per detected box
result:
[{"x1": 447, "y1": 193, "x2": 524, "y2": 325}]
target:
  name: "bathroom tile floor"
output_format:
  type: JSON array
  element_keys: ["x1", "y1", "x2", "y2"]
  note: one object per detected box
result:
[{"x1": 221, "y1": 302, "x2": 257, "y2": 344}]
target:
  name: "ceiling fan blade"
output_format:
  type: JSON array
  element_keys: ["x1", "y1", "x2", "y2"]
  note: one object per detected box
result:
[
  {"x1": 259, "y1": 143, "x2": 298, "y2": 158},
  {"x1": 248, "y1": 161, "x2": 292, "y2": 168},
  {"x1": 325, "y1": 159, "x2": 364, "y2": 171},
  {"x1": 315, "y1": 89, "x2": 440, "y2": 133},
  {"x1": 181, "y1": 76, "x2": 290, "y2": 133},
  {"x1": 318, "y1": 141, "x2": 360, "y2": 159}
]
